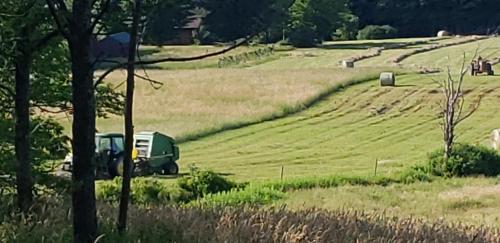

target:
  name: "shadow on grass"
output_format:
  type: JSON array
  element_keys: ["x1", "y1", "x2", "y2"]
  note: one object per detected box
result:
[
  {"x1": 320, "y1": 42, "x2": 410, "y2": 50},
  {"x1": 147, "y1": 172, "x2": 235, "y2": 180}
]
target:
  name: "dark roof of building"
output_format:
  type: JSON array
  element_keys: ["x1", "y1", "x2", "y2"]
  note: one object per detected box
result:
[
  {"x1": 182, "y1": 17, "x2": 202, "y2": 29},
  {"x1": 106, "y1": 32, "x2": 130, "y2": 44}
]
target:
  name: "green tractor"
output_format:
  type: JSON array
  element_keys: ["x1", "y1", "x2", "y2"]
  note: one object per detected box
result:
[{"x1": 61, "y1": 131, "x2": 180, "y2": 178}]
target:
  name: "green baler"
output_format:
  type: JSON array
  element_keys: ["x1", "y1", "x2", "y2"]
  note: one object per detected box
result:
[
  {"x1": 61, "y1": 131, "x2": 180, "y2": 178},
  {"x1": 133, "y1": 131, "x2": 180, "y2": 175}
]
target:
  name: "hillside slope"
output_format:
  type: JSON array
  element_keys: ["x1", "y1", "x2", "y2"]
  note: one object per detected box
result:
[{"x1": 181, "y1": 73, "x2": 500, "y2": 180}]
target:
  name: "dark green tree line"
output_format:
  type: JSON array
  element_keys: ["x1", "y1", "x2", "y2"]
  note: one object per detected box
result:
[{"x1": 351, "y1": 0, "x2": 500, "y2": 37}]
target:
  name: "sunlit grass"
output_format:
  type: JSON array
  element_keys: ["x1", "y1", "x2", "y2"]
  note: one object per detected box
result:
[{"x1": 281, "y1": 177, "x2": 500, "y2": 227}]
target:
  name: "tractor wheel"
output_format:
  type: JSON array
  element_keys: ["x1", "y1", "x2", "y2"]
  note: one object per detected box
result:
[
  {"x1": 108, "y1": 156, "x2": 122, "y2": 178},
  {"x1": 489, "y1": 70, "x2": 494, "y2": 76},
  {"x1": 162, "y1": 162, "x2": 179, "y2": 175},
  {"x1": 109, "y1": 155, "x2": 134, "y2": 178}
]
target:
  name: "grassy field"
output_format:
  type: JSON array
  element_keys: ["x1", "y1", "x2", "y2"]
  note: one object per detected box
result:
[
  {"x1": 140, "y1": 44, "x2": 278, "y2": 70},
  {"x1": 401, "y1": 37, "x2": 500, "y2": 68},
  {"x1": 97, "y1": 67, "x2": 386, "y2": 140},
  {"x1": 180, "y1": 72, "x2": 500, "y2": 180},
  {"x1": 280, "y1": 177, "x2": 500, "y2": 227},
  {"x1": 89, "y1": 36, "x2": 500, "y2": 227},
  {"x1": 356, "y1": 36, "x2": 474, "y2": 67},
  {"x1": 90, "y1": 36, "x2": 500, "y2": 181}
]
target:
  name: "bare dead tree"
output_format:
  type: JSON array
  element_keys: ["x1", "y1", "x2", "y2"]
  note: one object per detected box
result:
[{"x1": 436, "y1": 53, "x2": 482, "y2": 159}]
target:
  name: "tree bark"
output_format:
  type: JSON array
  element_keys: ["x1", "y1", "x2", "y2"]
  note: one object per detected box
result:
[
  {"x1": 117, "y1": 0, "x2": 141, "y2": 233},
  {"x1": 14, "y1": 33, "x2": 33, "y2": 213},
  {"x1": 68, "y1": 0, "x2": 98, "y2": 241}
]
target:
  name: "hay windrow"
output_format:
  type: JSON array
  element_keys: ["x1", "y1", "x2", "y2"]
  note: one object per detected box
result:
[
  {"x1": 392, "y1": 36, "x2": 489, "y2": 63},
  {"x1": 342, "y1": 39, "x2": 434, "y2": 64}
]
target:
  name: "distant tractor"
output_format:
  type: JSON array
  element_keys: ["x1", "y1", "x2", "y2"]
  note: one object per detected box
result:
[
  {"x1": 471, "y1": 57, "x2": 494, "y2": 76},
  {"x1": 62, "y1": 131, "x2": 180, "y2": 178}
]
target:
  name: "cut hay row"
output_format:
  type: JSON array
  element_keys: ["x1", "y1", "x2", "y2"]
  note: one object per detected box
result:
[
  {"x1": 342, "y1": 39, "x2": 436, "y2": 65},
  {"x1": 344, "y1": 47, "x2": 383, "y2": 63},
  {"x1": 490, "y1": 57, "x2": 500, "y2": 66},
  {"x1": 392, "y1": 36, "x2": 489, "y2": 63}
]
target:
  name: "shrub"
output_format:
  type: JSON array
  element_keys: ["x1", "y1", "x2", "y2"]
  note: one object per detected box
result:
[
  {"x1": 399, "y1": 165, "x2": 432, "y2": 183},
  {"x1": 193, "y1": 186, "x2": 285, "y2": 207},
  {"x1": 288, "y1": 26, "x2": 319, "y2": 47},
  {"x1": 131, "y1": 178, "x2": 191, "y2": 204},
  {"x1": 428, "y1": 144, "x2": 500, "y2": 177},
  {"x1": 357, "y1": 25, "x2": 398, "y2": 40},
  {"x1": 96, "y1": 177, "x2": 122, "y2": 203},
  {"x1": 96, "y1": 177, "x2": 192, "y2": 204},
  {"x1": 178, "y1": 166, "x2": 238, "y2": 199}
]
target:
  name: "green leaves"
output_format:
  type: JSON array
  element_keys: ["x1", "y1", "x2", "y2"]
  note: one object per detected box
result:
[{"x1": 288, "y1": 0, "x2": 351, "y2": 47}]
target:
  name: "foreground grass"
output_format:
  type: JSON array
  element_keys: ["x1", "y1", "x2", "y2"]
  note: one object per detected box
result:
[
  {"x1": 2, "y1": 197, "x2": 498, "y2": 242},
  {"x1": 281, "y1": 177, "x2": 500, "y2": 227}
]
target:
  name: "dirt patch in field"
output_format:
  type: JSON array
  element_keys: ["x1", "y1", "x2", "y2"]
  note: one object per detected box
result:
[{"x1": 439, "y1": 185, "x2": 500, "y2": 200}]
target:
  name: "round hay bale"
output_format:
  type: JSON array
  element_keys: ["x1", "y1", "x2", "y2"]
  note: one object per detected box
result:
[
  {"x1": 491, "y1": 129, "x2": 500, "y2": 150},
  {"x1": 380, "y1": 72, "x2": 396, "y2": 86},
  {"x1": 437, "y1": 30, "x2": 451, "y2": 37},
  {"x1": 342, "y1": 60, "x2": 354, "y2": 68}
]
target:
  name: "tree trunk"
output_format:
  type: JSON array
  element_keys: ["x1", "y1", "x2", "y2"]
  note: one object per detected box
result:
[
  {"x1": 68, "y1": 1, "x2": 97, "y2": 242},
  {"x1": 444, "y1": 103, "x2": 455, "y2": 160},
  {"x1": 14, "y1": 36, "x2": 33, "y2": 213},
  {"x1": 118, "y1": 0, "x2": 141, "y2": 233}
]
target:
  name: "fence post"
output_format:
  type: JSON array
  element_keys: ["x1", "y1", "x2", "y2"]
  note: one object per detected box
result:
[
  {"x1": 374, "y1": 159, "x2": 378, "y2": 176},
  {"x1": 280, "y1": 165, "x2": 284, "y2": 180}
]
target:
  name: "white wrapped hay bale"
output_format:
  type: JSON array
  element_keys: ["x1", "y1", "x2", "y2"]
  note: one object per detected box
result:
[
  {"x1": 491, "y1": 129, "x2": 500, "y2": 150},
  {"x1": 380, "y1": 72, "x2": 396, "y2": 86},
  {"x1": 437, "y1": 30, "x2": 451, "y2": 37},
  {"x1": 342, "y1": 60, "x2": 354, "y2": 68}
]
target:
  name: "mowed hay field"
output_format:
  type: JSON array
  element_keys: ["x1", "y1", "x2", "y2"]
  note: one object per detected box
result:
[
  {"x1": 95, "y1": 36, "x2": 500, "y2": 179},
  {"x1": 98, "y1": 67, "x2": 385, "y2": 140},
  {"x1": 91, "y1": 36, "x2": 500, "y2": 227},
  {"x1": 180, "y1": 72, "x2": 500, "y2": 180},
  {"x1": 173, "y1": 36, "x2": 500, "y2": 226},
  {"x1": 96, "y1": 36, "x2": 472, "y2": 139}
]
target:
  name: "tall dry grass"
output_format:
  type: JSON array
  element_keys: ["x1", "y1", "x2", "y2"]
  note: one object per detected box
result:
[
  {"x1": 98, "y1": 67, "x2": 388, "y2": 141},
  {"x1": 3, "y1": 198, "x2": 499, "y2": 242}
]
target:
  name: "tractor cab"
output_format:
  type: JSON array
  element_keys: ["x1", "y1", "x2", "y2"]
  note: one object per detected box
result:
[
  {"x1": 61, "y1": 133, "x2": 125, "y2": 177},
  {"x1": 471, "y1": 56, "x2": 494, "y2": 76},
  {"x1": 95, "y1": 133, "x2": 125, "y2": 176}
]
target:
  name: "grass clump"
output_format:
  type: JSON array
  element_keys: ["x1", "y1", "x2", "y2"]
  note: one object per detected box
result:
[{"x1": 428, "y1": 144, "x2": 500, "y2": 177}]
